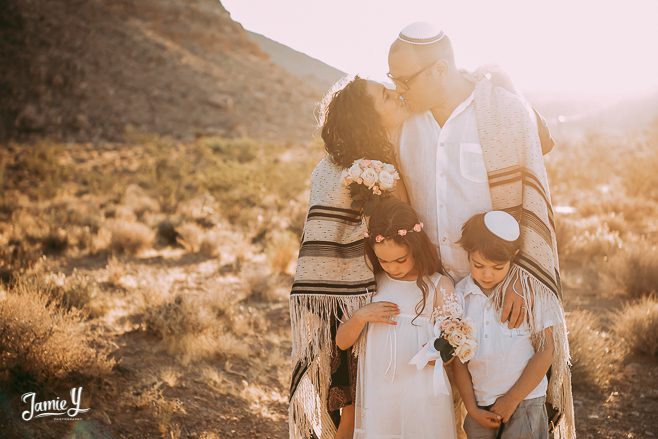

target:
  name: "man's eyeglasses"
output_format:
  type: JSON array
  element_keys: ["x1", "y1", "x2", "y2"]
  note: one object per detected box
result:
[{"x1": 387, "y1": 61, "x2": 437, "y2": 90}]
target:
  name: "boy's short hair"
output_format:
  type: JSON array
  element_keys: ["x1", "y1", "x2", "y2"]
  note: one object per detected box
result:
[{"x1": 457, "y1": 212, "x2": 521, "y2": 262}]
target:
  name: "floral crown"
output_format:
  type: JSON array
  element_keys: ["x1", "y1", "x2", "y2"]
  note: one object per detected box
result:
[{"x1": 364, "y1": 222, "x2": 424, "y2": 243}]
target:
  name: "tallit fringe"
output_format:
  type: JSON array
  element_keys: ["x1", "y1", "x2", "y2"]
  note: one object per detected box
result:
[
  {"x1": 492, "y1": 265, "x2": 576, "y2": 439},
  {"x1": 289, "y1": 292, "x2": 373, "y2": 438},
  {"x1": 288, "y1": 354, "x2": 336, "y2": 439}
]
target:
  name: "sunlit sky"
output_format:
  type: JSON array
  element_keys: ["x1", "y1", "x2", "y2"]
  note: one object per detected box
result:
[{"x1": 222, "y1": 0, "x2": 658, "y2": 97}]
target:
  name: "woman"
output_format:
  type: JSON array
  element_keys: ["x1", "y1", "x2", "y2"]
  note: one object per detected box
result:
[{"x1": 289, "y1": 76, "x2": 409, "y2": 439}]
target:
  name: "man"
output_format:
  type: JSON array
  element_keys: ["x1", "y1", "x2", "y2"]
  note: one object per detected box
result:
[{"x1": 387, "y1": 22, "x2": 575, "y2": 439}]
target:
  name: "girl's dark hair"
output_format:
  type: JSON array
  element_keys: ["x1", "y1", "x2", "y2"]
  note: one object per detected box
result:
[
  {"x1": 457, "y1": 212, "x2": 521, "y2": 262},
  {"x1": 320, "y1": 76, "x2": 396, "y2": 168},
  {"x1": 365, "y1": 198, "x2": 447, "y2": 322}
]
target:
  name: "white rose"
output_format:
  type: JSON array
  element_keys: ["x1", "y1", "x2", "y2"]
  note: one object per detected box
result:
[
  {"x1": 447, "y1": 331, "x2": 465, "y2": 347},
  {"x1": 383, "y1": 163, "x2": 397, "y2": 174},
  {"x1": 378, "y1": 170, "x2": 397, "y2": 191},
  {"x1": 348, "y1": 162, "x2": 363, "y2": 181},
  {"x1": 456, "y1": 338, "x2": 477, "y2": 362},
  {"x1": 361, "y1": 168, "x2": 378, "y2": 189}
]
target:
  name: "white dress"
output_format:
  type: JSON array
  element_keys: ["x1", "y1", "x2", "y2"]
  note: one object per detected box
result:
[{"x1": 354, "y1": 272, "x2": 457, "y2": 439}]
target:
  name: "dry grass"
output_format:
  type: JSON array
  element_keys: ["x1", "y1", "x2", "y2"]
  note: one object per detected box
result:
[
  {"x1": 607, "y1": 240, "x2": 658, "y2": 298},
  {"x1": 132, "y1": 382, "x2": 185, "y2": 437},
  {"x1": 265, "y1": 229, "x2": 298, "y2": 275},
  {"x1": 611, "y1": 296, "x2": 658, "y2": 356},
  {"x1": 109, "y1": 220, "x2": 155, "y2": 255},
  {"x1": 242, "y1": 262, "x2": 274, "y2": 301},
  {"x1": 175, "y1": 222, "x2": 222, "y2": 258},
  {"x1": 0, "y1": 274, "x2": 114, "y2": 389},
  {"x1": 144, "y1": 293, "x2": 251, "y2": 364},
  {"x1": 567, "y1": 310, "x2": 619, "y2": 389}
]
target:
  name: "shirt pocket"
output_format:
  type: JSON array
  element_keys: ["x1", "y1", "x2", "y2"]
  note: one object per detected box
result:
[{"x1": 459, "y1": 142, "x2": 488, "y2": 183}]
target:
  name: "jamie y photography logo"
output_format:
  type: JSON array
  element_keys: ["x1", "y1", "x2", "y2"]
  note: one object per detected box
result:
[{"x1": 21, "y1": 386, "x2": 91, "y2": 421}]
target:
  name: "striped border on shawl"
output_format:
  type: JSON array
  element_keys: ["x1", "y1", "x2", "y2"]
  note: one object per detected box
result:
[
  {"x1": 291, "y1": 279, "x2": 377, "y2": 296},
  {"x1": 298, "y1": 239, "x2": 366, "y2": 259}
]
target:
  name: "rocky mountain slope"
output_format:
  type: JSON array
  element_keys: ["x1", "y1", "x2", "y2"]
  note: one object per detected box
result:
[{"x1": 0, "y1": 0, "x2": 324, "y2": 143}]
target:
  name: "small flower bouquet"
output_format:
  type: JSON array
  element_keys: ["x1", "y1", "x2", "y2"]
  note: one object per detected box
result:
[
  {"x1": 430, "y1": 294, "x2": 477, "y2": 363},
  {"x1": 341, "y1": 159, "x2": 400, "y2": 214},
  {"x1": 409, "y1": 291, "x2": 477, "y2": 395}
]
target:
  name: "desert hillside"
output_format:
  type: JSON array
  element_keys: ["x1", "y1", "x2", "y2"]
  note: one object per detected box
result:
[{"x1": 0, "y1": 0, "x2": 323, "y2": 143}]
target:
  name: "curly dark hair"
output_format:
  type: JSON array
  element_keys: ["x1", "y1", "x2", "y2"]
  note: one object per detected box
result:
[
  {"x1": 320, "y1": 76, "x2": 396, "y2": 169},
  {"x1": 365, "y1": 198, "x2": 448, "y2": 323}
]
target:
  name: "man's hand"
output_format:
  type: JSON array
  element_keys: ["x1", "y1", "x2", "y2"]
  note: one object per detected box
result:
[
  {"x1": 470, "y1": 407, "x2": 502, "y2": 429},
  {"x1": 500, "y1": 270, "x2": 526, "y2": 328},
  {"x1": 490, "y1": 394, "x2": 521, "y2": 423}
]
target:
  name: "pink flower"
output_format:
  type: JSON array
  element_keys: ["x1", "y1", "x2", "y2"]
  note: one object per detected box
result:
[
  {"x1": 413, "y1": 223, "x2": 422, "y2": 232},
  {"x1": 375, "y1": 235, "x2": 385, "y2": 243},
  {"x1": 363, "y1": 231, "x2": 370, "y2": 238},
  {"x1": 398, "y1": 229, "x2": 407, "y2": 236}
]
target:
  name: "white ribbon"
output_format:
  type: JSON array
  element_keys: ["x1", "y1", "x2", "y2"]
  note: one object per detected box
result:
[{"x1": 408, "y1": 327, "x2": 451, "y2": 396}]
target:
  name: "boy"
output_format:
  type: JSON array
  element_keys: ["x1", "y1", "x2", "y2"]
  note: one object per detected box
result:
[{"x1": 453, "y1": 211, "x2": 556, "y2": 439}]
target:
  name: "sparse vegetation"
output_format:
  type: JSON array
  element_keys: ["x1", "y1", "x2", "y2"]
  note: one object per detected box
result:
[
  {"x1": 0, "y1": 272, "x2": 114, "y2": 390},
  {"x1": 611, "y1": 296, "x2": 658, "y2": 356}
]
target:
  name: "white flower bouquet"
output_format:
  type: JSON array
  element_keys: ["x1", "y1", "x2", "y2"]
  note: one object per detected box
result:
[
  {"x1": 341, "y1": 158, "x2": 400, "y2": 214},
  {"x1": 431, "y1": 294, "x2": 477, "y2": 363}
]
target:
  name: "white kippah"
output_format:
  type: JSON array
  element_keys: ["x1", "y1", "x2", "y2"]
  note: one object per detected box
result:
[
  {"x1": 484, "y1": 211, "x2": 520, "y2": 242},
  {"x1": 398, "y1": 22, "x2": 445, "y2": 45}
]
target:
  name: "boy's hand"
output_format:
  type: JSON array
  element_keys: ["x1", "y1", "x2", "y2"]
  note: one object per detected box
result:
[
  {"x1": 470, "y1": 407, "x2": 502, "y2": 429},
  {"x1": 490, "y1": 394, "x2": 520, "y2": 423},
  {"x1": 355, "y1": 301, "x2": 399, "y2": 325}
]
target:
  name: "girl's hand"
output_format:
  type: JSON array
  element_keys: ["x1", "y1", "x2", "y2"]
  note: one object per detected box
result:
[
  {"x1": 355, "y1": 301, "x2": 399, "y2": 325},
  {"x1": 470, "y1": 407, "x2": 502, "y2": 429},
  {"x1": 490, "y1": 394, "x2": 520, "y2": 423}
]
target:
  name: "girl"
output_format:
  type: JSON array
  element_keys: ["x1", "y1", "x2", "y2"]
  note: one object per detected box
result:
[{"x1": 336, "y1": 198, "x2": 458, "y2": 439}]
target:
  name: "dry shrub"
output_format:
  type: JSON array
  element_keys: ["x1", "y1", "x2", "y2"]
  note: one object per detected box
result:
[
  {"x1": 123, "y1": 184, "x2": 160, "y2": 219},
  {"x1": 611, "y1": 296, "x2": 658, "y2": 356},
  {"x1": 42, "y1": 270, "x2": 100, "y2": 314},
  {"x1": 608, "y1": 240, "x2": 658, "y2": 298},
  {"x1": 567, "y1": 310, "x2": 618, "y2": 389},
  {"x1": 144, "y1": 294, "x2": 248, "y2": 364},
  {"x1": 265, "y1": 229, "x2": 298, "y2": 275},
  {"x1": 242, "y1": 262, "x2": 274, "y2": 301},
  {"x1": 109, "y1": 220, "x2": 154, "y2": 255},
  {"x1": 0, "y1": 276, "x2": 114, "y2": 389},
  {"x1": 176, "y1": 223, "x2": 221, "y2": 258},
  {"x1": 133, "y1": 383, "x2": 184, "y2": 437},
  {"x1": 563, "y1": 222, "x2": 623, "y2": 261},
  {"x1": 620, "y1": 130, "x2": 658, "y2": 200},
  {"x1": 105, "y1": 255, "x2": 124, "y2": 288}
]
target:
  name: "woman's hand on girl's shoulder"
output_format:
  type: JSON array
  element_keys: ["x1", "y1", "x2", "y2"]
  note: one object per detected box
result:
[{"x1": 355, "y1": 301, "x2": 400, "y2": 325}]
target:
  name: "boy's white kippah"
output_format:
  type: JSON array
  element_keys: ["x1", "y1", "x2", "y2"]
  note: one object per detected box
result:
[
  {"x1": 398, "y1": 22, "x2": 445, "y2": 45},
  {"x1": 484, "y1": 211, "x2": 520, "y2": 242}
]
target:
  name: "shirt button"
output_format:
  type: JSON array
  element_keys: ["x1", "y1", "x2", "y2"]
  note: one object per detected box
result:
[{"x1": 441, "y1": 237, "x2": 448, "y2": 243}]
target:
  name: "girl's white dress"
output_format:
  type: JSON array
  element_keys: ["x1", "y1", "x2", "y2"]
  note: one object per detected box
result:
[{"x1": 354, "y1": 272, "x2": 457, "y2": 439}]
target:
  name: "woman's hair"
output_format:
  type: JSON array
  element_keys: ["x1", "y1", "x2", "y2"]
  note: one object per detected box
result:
[
  {"x1": 320, "y1": 76, "x2": 396, "y2": 169},
  {"x1": 365, "y1": 198, "x2": 446, "y2": 322},
  {"x1": 457, "y1": 212, "x2": 521, "y2": 262}
]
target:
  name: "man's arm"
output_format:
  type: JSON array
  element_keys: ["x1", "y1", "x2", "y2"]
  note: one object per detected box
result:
[
  {"x1": 490, "y1": 327, "x2": 555, "y2": 422},
  {"x1": 500, "y1": 270, "x2": 526, "y2": 328}
]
